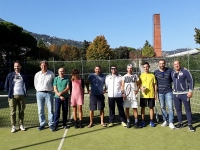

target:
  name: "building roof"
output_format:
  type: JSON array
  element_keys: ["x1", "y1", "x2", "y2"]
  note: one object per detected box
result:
[{"x1": 166, "y1": 49, "x2": 199, "y2": 58}]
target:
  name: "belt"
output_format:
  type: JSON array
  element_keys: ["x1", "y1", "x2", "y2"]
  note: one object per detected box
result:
[{"x1": 39, "y1": 91, "x2": 50, "y2": 93}]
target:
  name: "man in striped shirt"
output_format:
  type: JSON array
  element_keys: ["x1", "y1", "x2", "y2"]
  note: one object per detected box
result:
[{"x1": 154, "y1": 59, "x2": 175, "y2": 129}]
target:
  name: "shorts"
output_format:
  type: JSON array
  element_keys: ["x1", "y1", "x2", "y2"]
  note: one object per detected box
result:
[
  {"x1": 123, "y1": 97, "x2": 138, "y2": 108},
  {"x1": 140, "y1": 98, "x2": 155, "y2": 108},
  {"x1": 90, "y1": 94, "x2": 105, "y2": 111}
]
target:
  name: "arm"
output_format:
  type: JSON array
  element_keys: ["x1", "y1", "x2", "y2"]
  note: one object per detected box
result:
[
  {"x1": 4, "y1": 74, "x2": 9, "y2": 91},
  {"x1": 135, "y1": 80, "x2": 140, "y2": 94},
  {"x1": 85, "y1": 80, "x2": 91, "y2": 94},
  {"x1": 186, "y1": 70, "x2": 194, "y2": 98},
  {"x1": 121, "y1": 80, "x2": 126, "y2": 100},
  {"x1": 153, "y1": 75, "x2": 157, "y2": 100}
]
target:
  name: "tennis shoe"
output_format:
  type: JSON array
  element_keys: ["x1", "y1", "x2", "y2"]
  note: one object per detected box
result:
[
  {"x1": 108, "y1": 123, "x2": 114, "y2": 127},
  {"x1": 38, "y1": 125, "x2": 45, "y2": 130},
  {"x1": 11, "y1": 125, "x2": 16, "y2": 133},
  {"x1": 161, "y1": 121, "x2": 168, "y2": 127},
  {"x1": 134, "y1": 122, "x2": 142, "y2": 128},
  {"x1": 150, "y1": 121, "x2": 155, "y2": 127},
  {"x1": 169, "y1": 123, "x2": 175, "y2": 129},
  {"x1": 49, "y1": 125, "x2": 55, "y2": 131},
  {"x1": 127, "y1": 122, "x2": 131, "y2": 128},
  {"x1": 20, "y1": 125, "x2": 26, "y2": 131},
  {"x1": 121, "y1": 122, "x2": 127, "y2": 127},
  {"x1": 141, "y1": 121, "x2": 146, "y2": 127},
  {"x1": 188, "y1": 124, "x2": 195, "y2": 132},
  {"x1": 175, "y1": 123, "x2": 183, "y2": 129}
]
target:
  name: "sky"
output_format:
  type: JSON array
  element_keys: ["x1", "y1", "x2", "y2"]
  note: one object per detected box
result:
[{"x1": 0, "y1": 0, "x2": 199, "y2": 51}]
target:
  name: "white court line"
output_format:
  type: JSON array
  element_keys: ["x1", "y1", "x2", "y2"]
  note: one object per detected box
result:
[{"x1": 57, "y1": 114, "x2": 73, "y2": 150}]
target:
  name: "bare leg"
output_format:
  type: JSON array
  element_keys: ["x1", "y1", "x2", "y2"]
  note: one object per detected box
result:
[
  {"x1": 133, "y1": 108, "x2": 138, "y2": 120},
  {"x1": 89, "y1": 110, "x2": 94, "y2": 126},
  {"x1": 141, "y1": 107, "x2": 145, "y2": 120},
  {"x1": 149, "y1": 107, "x2": 154, "y2": 120},
  {"x1": 125, "y1": 108, "x2": 130, "y2": 120},
  {"x1": 73, "y1": 106, "x2": 77, "y2": 121},
  {"x1": 78, "y1": 105, "x2": 83, "y2": 120},
  {"x1": 100, "y1": 110, "x2": 104, "y2": 124}
]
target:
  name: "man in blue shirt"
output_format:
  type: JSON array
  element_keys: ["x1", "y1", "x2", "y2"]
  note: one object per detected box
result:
[
  {"x1": 86, "y1": 65, "x2": 106, "y2": 128},
  {"x1": 154, "y1": 59, "x2": 175, "y2": 129}
]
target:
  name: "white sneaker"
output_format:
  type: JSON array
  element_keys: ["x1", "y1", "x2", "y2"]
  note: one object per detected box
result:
[
  {"x1": 20, "y1": 125, "x2": 26, "y2": 131},
  {"x1": 169, "y1": 123, "x2": 175, "y2": 129},
  {"x1": 11, "y1": 125, "x2": 16, "y2": 133},
  {"x1": 161, "y1": 121, "x2": 168, "y2": 127}
]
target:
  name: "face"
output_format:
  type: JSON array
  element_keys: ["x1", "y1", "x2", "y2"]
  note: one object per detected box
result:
[
  {"x1": 127, "y1": 67, "x2": 133, "y2": 74},
  {"x1": 58, "y1": 68, "x2": 65, "y2": 77},
  {"x1": 158, "y1": 60, "x2": 165, "y2": 70},
  {"x1": 94, "y1": 67, "x2": 100, "y2": 75},
  {"x1": 14, "y1": 63, "x2": 21, "y2": 72},
  {"x1": 174, "y1": 61, "x2": 181, "y2": 71},
  {"x1": 40, "y1": 63, "x2": 48, "y2": 72},
  {"x1": 111, "y1": 66, "x2": 117, "y2": 74},
  {"x1": 143, "y1": 64, "x2": 150, "y2": 73}
]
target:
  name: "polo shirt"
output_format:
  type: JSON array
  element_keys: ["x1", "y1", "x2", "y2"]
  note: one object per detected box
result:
[{"x1": 53, "y1": 76, "x2": 69, "y2": 98}]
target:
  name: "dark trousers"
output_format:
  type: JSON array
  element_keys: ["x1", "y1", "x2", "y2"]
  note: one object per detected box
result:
[
  {"x1": 108, "y1": 97, "x2": 126, "y2": 123},
  {"x1": 173, "y1": 94, "x2": 192, "y2": 124},
  {"x1": 54, "y1": 97, "x2": 68, "y2": 126}
]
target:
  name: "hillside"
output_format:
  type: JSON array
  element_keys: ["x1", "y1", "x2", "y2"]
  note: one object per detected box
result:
[{"x1": 0, "y1": 18, "x2": 83, "y2": 48}]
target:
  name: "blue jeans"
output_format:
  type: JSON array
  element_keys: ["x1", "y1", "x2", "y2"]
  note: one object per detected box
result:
[
  {"x1": 36, "y1": 91, "x2": 54, "y2": 126},
  {"x1": 158, "y1": 92, "x2": 174, "y2": 123}
]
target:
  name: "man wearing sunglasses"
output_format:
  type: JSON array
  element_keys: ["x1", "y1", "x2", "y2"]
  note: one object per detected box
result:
[
  {"x1": 105, "y1": 65, "x2": 127, "y2": 128},
  {"x1": 171, "y1": 60, "x2": 195, "y2": 132},
  {"x1": 154, "y1": 59, "x2": 175, "y2": 129}
]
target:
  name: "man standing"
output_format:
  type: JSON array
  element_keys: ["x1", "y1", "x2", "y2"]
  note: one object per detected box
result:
[
  {"x1": 154, "y1": 59, "x2": 175, "y2": 129},
  {"x1": 4, "y1": 61, "x2": 29, "y2": 133},
  {"x1": 53, "y1": 68, "x2": 69, "y2": 130},
  {"x1": 86, "y1": 65, "x2": 106, "y2": 127},
  {"x1": 105, "y1": 65, "x2": 127, "y2": 128},
  {"x1": 121, "y1": 64, "x2": 141, "y2": 128},
  {"x1": 171, "y1": 60, "x2": 195, "y2": 132},
  {"x1": 139, "y1": 62, "x2": 157, "y2": 127},
  {"x1": 34, "y1": 60, "x2": 55, "y2": 131}
]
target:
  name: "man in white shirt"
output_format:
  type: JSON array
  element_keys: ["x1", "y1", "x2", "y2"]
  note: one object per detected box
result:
[
  {"x1": 34, "y1": 60, "x2": 55, "y2": 131},
  {"x1": 4, "y1": 61, "x2": 29, "y2": 133},
  {"x1": 121, "y1": 64, "x2": 141, "y2": 128},
  {"x1": 105, "y1": 65, "x2": 127, "y2": 127}
]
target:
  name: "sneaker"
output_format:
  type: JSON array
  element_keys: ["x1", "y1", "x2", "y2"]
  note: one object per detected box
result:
[
  {"x1": 127, "y1": 122, "x2": 131, "y2": 128},
  {"x1": 79, "y1": 120, "x2": 83, "y2": 128},
  {"x1": 188, "y1": 124, "x2": 195, "y2": 132},
  {"x1": 161, "y1": 121, "x2": 168, "y2": 127},
  {"x1": 150, "y1": 121, "x2": 155, "y2": 127},
  {"x1": 63, "y1": 125, "x2": 68, "y2": 129},
  {"x1": 169, "y1": 123, "x2": 175, "y2": 129},
  {"x1": 38, "y1": 126, "x2": 45, "y2": 131},
  {"x1": 20, "y1": 125, "x2": 26, "y2": 131},
  {"x1": 141, "y1": 121, "x2": 146, "y2": 127},
  {"x1": 121, "y1": 122, "x2": 127, "y2": 127},
  {"x1": 175, "y1": 123, "x2": 183, "y2": 129},
  {"x1": 11, "y1": 125, "x2": 16, "y2": 133},
  {"x1": 49, "y1": 125, "x2": 55, "y2": 131},
  {"x1": 134, "y1": 122, "x2": 142, "y2": 128},
  {"x1": 108, "y1": 123, "x2": 114, "y2": 127}
]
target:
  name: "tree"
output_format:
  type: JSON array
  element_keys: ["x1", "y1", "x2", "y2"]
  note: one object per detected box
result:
[
  {"x1": 0, "y1": 21, "x2": 37, "y2": 61},
  {"x1": 194, "y1": 28, "x2": 200, "y2": 45},
  {"x1": 141, "y1": 40, "x2": 155, "y2": 58},
  {"x1": 86, "y1": 35, "x2": 114, "y2": 60},
  {"x1": 81, "y1": 40, "x2": 90, "y2": 60},
  {"x1": 113, "y1": 46, "x2": 129, "y2": 59}
]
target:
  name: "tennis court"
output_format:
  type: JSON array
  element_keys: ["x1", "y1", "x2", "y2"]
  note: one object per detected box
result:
[{"x1": 0, "y1": 90, "x2": 200, "y2": 150}]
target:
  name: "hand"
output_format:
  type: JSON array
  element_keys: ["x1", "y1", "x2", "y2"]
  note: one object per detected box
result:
[
  {"x1": 122, "y1": 93, "x2": 126, "y2": 100},
  {"x1": 88, "y1": 90, "x2": 91, "y2": 95},
  {"x1": 103, "y1": 89, "x2": 106, "y2": 94},
  {"x1": 154, "y1": 94, "x2": 158, "y2": 100},
  {"x1": 141, "y1": 87, "x2": 146, "y2": 92},
  {"x1": 57, "y1": 92, "x2": 62, "y2": 97},
  {"x1": 60, "y1": 96, "x2": 65, "y2": 101},
  {"x1": 134, "y1": 90, "x2": 138, "y2": 95},
  {"x1": 187, "y1": 92, "x2": 193, "y2": 98}
]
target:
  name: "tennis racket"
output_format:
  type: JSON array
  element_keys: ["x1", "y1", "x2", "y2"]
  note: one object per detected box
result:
[
  {"x1": 155, "y1": 100, "x2": 159, "y2": 123},
  {"x1": 125, "y1": 84, "x2": 132, "y2": 97}
]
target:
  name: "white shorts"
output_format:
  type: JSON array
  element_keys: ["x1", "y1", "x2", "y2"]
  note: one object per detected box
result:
[{"x1": 123, "y1": 97, "x2": 138, "y2": 108}]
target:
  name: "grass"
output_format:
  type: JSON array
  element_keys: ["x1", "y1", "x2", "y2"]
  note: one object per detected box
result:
[{"x1": 0, "y1": 89, "x2": 200, "y2": 149}]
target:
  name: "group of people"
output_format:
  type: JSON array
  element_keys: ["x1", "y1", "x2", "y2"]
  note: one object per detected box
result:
[{"x1": 4, "y1": 59, "x2": 195, "y2": 133}]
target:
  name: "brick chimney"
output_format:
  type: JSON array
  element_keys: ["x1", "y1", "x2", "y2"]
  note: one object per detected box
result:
[{"x1": 153, "y1": 14, "x2": 162, "y2": 57}]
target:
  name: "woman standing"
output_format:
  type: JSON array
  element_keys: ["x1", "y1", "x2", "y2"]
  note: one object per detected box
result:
[{"x1": 70, "y1": 69, "x2": 84, "y2": 128}]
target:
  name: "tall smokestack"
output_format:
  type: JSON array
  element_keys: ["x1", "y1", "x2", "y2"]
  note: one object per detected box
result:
[{"x1": 153, "y1": 14, "x2": 162, "y2": 57}]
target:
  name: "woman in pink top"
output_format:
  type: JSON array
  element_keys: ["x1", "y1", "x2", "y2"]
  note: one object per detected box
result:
[{"x1": 70, "y1": 69, "x2": 84, "y2": 128}]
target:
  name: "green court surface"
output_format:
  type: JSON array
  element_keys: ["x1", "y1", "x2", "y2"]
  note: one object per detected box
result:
[{"x1": 0, "y1": 120, "x2": 200, "y2": 150}]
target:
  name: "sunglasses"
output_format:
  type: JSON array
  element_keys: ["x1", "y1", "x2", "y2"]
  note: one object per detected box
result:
[{"x1": 111, "y1": 68, "x2": 117, "y2": 70}]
